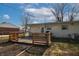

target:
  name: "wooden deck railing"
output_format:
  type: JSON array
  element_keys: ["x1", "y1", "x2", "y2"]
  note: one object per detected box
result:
[{"x1": 31, "y1": 32, "x2": 52, "y2": 46}]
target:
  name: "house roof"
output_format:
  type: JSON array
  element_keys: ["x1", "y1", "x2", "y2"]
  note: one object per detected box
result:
[
  {"x1": 28, "y1": 20, "x2": 79, "y2": 25},
  {"x1": 0, "y1": 22, "x2": 19, "y2": 28}
]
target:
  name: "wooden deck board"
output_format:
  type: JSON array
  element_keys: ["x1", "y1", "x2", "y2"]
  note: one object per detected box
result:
[{"x1": 18, "y1": 38, "x2": 32, "y2": 43}]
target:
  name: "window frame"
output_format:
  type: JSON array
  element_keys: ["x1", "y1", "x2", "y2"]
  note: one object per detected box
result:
[{"x1": 61, "y1": 24, "x2": 68, "y2": 30}]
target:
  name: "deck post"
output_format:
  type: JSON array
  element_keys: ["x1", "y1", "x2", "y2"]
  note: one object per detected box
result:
[
  {"x1": 32, "y1": 33, "x2": 34, "y2": 44},
  {"x1": 48, "y1": 32, "x2": 52, "y2": 46}
]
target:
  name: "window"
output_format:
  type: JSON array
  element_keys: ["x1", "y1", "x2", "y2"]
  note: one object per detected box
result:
[
  {"x1": 62, "y1": 25, "x2": 68, "y2": 30},
  {"x1": 47, "y1": 28, "x2": 51, "y2": 30},
  {"x1": 41, "y1": 27, "x2": 44, "y2": 33}
]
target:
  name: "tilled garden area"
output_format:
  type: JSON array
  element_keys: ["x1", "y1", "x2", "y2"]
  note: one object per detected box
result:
[{"x1": 0, "y1": 42, "x2": 48, "y2": 56}]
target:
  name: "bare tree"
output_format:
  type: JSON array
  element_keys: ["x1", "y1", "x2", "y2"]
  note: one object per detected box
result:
[
  {"x1": 21, "y1": 13, "x2": 29, "y2": 37},
  {"x1": 22, "y1": 11, "x2": 36, "y2": 37},
  {"x1": 50, "y1": 3, "x2": 66, "y2": 22},
  {"x1": 50, "y1": 3, "x2": 79, "y2": 22},
  {"x1": 68, "y1": 4, "x2": 79, "y2": 22}
]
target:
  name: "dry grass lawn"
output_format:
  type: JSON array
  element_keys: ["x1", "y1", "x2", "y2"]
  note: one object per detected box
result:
[{"x1": 43, "y1": 42, "x2": 79, "y2": 56}]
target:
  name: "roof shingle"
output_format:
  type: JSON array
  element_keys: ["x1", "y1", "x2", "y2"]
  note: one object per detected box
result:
[{"x1": 0, "y1": 22, "x2": 19, "y2": 28}]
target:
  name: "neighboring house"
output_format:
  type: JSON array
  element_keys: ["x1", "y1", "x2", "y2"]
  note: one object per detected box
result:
[
  {"x1": 0, "y1": 22, "x2": 19, "y2": 34},
  {"x1": 28, "y1": 21, "x2": 79, "y2": 38}
]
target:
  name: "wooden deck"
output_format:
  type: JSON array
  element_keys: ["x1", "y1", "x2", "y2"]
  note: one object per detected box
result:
[
  {"x1": 10, "y1": 32, "x2": 52, "y2": 46},
  {"x1": 0, "y1": 32, "x2": 52, "y2": 46},
  {"x1": 18, "y1": 38, "x2": 48, "y2": 45},
  {"x1": 18, "y1": 38, "x2": 32, "y2": 44}
]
